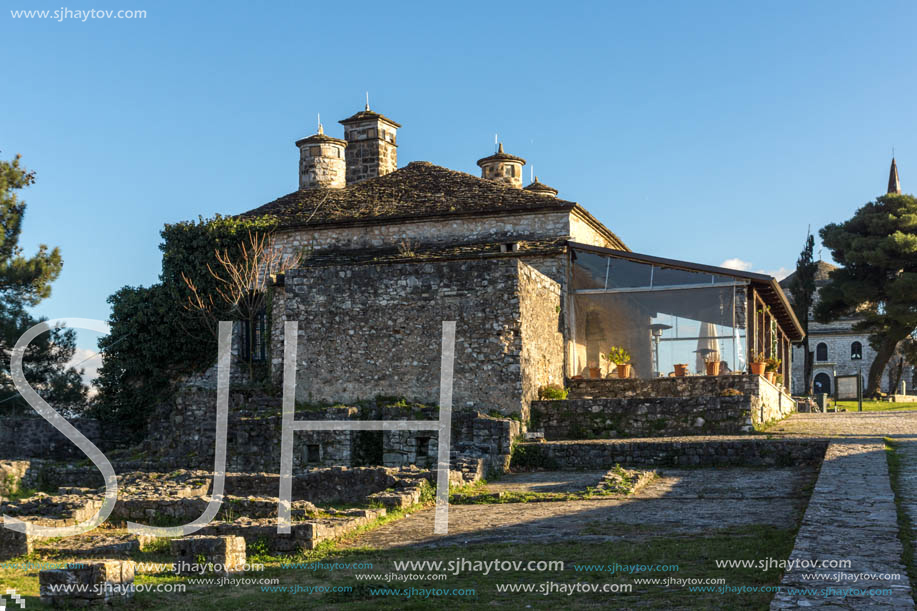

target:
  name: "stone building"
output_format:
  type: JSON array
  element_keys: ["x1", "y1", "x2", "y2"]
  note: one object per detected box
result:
[
  {"x1": 781, "y1": 158, "x2": 914, "y2": 396},
  {"x1": 236, "y1": 105, "x2": 802, "y2": 420}
]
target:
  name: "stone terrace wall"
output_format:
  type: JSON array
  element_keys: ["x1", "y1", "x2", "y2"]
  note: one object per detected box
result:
[
  {"x1": 532, "y1": 396, "x2": 758, "y2": 438},
  {"x1": 561, "y1": 374, "x2": 796, "y2": 435},
  {"x1": 518, "y1": 438, "x2": 828, "y2": 469},
  {"x1": 568, "y1": 374, "x2": 785, "y2": 400},
  {"x1": 284, "y1": 257, "x2": 529, "y2": 414}
]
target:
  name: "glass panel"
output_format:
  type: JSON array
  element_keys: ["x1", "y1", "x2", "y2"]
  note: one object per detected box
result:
[
  {"x1": 571, "y1": 251, "x2": 609, "y2": 290},
  {"x1": 571, "y1": 285, "x2": 744, "y2": 379},
  {"x1": 651, "y1": 266, "x2": 715, "y2": 287},
  {"x1": 606, "y1": 259, "x2": 653, "y2": 289}
]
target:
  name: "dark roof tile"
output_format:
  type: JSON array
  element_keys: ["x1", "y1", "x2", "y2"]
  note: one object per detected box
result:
[{"x1": 240, "y1": 161, "x2": 578, "y2": 228}]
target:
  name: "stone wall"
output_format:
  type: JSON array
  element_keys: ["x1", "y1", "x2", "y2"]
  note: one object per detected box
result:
[
  {"x1": 568, "y1": 211, "x2": 624, "y2": 249},
  {"x1": 535, "y1": 375, "x2": 796, "y2": 438},
  {"x1": 516, "y1": 437, "x2": 828, "y2": 469},
  {"x1": 533, "y1": 396, "x2": 759, "y2": 438},
  {"x1": 142, "y1": 393, "x2": 361, "y2": 472},
  {"x1": 0, "y1": 416, "x2": 130, "y2": 461},
  {"x1": 568, "y1": 374, "x2": 786, "y2": 400},
  {"x1": 141, "y1": 389, "x2": 518, "y2": 475},
  {"x1": 518, "y1": 262, "x2": 564, "y2": 410},
  {"x1": 283, "y1": 257, "x2": 530, "y2": 413},
  {"x1": 274, "y1": 211, "x2": 572, "y2": 258}
]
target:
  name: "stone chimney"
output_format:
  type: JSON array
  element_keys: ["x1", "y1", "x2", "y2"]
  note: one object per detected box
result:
[
  {"x1": 477, "y1": 143, "x2": 526, "y2": 188},
  {"x1": 295, "y1": 124, "x2": 347, "y2": 189},
  {"x1": 523, "y1": 176, "x2": 559, "y2": 197},
  {"x1": 339, "y1": 104, "x2": 400, "y2": 184}
]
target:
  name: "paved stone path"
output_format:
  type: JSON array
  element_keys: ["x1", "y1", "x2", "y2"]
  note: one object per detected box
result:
[
  {"x1": 767, "y1": 411, "x2": 917, "y2": 609},
  {"x1": 767, "y1": 410, "x2": 917, "y2": 438},
  {"x1": 344, "y1": 468, "x2": 813, "y2": 549},
  {"x1": 482, "y1": 470, "x2": 607, "y2": 494}
]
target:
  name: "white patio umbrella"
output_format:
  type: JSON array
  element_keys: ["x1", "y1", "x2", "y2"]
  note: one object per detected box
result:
[{"x1": 695, "y1": 322, "x2": 720, "y2": 373}]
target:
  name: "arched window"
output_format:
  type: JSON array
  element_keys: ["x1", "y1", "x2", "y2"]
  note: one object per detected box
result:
[
  {"x1": 851, "y1": 341, "x2": 863, "y2": 360},
  {"x1": 814, "y1": 373, "x2": 831, "y2": 394},
  {"x1": 816, "y1": 343, "x2": 828, "y2": 362}
]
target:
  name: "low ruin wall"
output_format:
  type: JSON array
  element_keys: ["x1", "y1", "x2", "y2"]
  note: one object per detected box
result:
[
  {"x1": 515, "y1": 438, "x2": 828, "y2": 469},
  {"x1": 0, "y1": 416, "x2": 130, "y2": 461}
]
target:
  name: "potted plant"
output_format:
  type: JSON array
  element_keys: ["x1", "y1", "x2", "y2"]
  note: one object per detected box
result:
[
  {"x1": 601, "y1": 346, "x2": 632, "y2": 379},
  {"x1": 775, "y1": 373, "x2": 784, "y2": 387},
  {"x1": 704, "y1": 353, "x2": 721, "y2": 376},
  {"x1": 587, "y1": 361, "x2": 601, "y2": 379},
  {"x1": 749, "y1": 352, "x2": 766, "y2": 376},
  {"x1": 765, "y1": 357, "x2": 781, "y2": 384},
  {"x1": 674, "y1": 363, "x2": 689, "y2": 377}
]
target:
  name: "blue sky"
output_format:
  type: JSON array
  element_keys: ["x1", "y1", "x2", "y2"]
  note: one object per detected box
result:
[{"x1": 3, "y1": 0, "x2": 915, "y2": 368}]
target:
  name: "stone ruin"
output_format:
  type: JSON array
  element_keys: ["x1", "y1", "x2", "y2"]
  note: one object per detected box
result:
[{"x1": 0, "y1": 387, "x2": 524, "y2": 605}]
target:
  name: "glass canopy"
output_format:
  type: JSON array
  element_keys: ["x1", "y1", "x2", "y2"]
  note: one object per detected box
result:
[{"x1": 570, "y1": 249, "x2": 749, "y2": 379}]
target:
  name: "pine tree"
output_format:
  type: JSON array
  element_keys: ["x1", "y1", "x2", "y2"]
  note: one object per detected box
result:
[
  {"x1": 0, "y1": 153, "x2": 85, "y2": 413},
  {"x1": 816, "y1": 192, "x2": 917, "y2": 396},
  {"x1": 789, "y1": 232, "x2": 817, "y2": 394}
]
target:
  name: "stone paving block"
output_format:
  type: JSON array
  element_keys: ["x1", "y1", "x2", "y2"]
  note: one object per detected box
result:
[
  {"x1": 39, "y1": 560, "x2": 134, "y2": 606},
  {"x1": 0, "y1": 522, "x2": 33, "y2": 560},
  {"x1": 170, "y1": 535, "x2": 246, "y2": 575}
]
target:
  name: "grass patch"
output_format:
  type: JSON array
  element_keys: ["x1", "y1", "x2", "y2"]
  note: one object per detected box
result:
[
  {"x1": 885, "y1": 438, "x2": 916, "y2": 594},
  {"x1": 125, "y1": 524, "x2": 796, "y2": 609},
  {"x1": 834, "y1": 400, "x2": 917, "y2": 412}
]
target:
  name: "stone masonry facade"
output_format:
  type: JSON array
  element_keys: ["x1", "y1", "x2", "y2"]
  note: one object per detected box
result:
[
  {"x1": 281, "y1": 256, "x2": 564, "y2": 417},
  {"x1": 271, "y1": 209, "x2": 619, "y2": 262}
]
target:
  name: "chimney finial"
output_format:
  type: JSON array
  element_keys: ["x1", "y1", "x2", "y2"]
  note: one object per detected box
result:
[{"x1": 498, "y1": 142, "x2": 504, "y2": 154}]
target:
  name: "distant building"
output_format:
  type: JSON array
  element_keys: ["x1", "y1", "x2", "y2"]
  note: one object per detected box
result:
[{"x1": 781, "y1": 158, "x2": 913, "y2": 396}]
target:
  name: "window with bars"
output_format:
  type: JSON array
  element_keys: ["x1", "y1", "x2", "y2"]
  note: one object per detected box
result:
[{"x1": 240, "y1": 309, "x2": 267, "y2": 362}]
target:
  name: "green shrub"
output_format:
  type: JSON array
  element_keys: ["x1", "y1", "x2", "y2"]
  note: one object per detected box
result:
[{"x1": 538, "y1": 384, "x2": 568, "y2": 400}]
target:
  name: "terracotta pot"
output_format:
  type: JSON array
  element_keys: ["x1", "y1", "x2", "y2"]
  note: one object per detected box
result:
[
  {"x1": 616, "y1": 364, "x2": 632, "y2": 379},
  {"x1": 674, "y1": 364, "x2": 688, "y2": 377},
  {"x1": 705, "y1": 361, "x2": 720, "y2": 376},
  {"x1": 765, "y1": 371, "x2": 775, "y2": 383},
  {"x1": 750, "y1": 362, "x2": 766, "y2": 376},
  {"x1": 588, "y1": 367, "x2": 601, "y2": 379}
]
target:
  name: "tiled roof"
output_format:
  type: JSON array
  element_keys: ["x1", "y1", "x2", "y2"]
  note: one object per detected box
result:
[
  {"x1": 294, "y1": 132, "x2": 346, "y2": 147},
  {"x1": 476, "y1": 143, "x2": 525, "y2": 167},
  {"x1": 523, "y1": 177, "x2": 559, "y2": 196},
  {"x1": 339, "y1": 109, "x2": 402, "y2": 128},
  {"x1": 240, "y1": 161, "x2": 579, "y2": 228}
]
